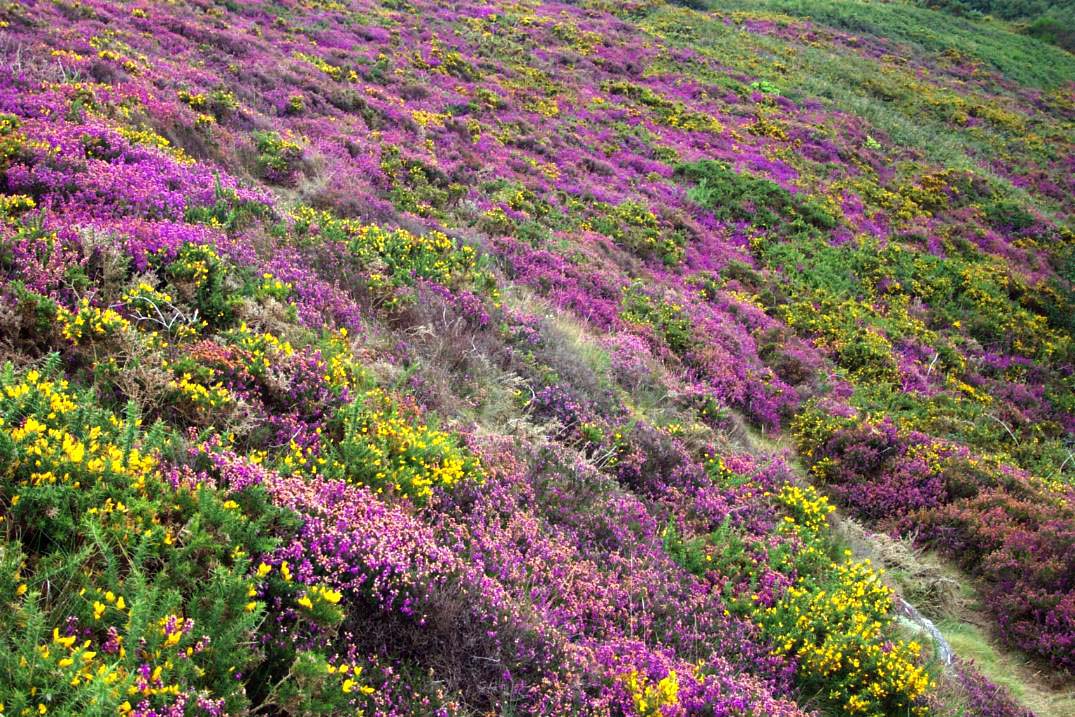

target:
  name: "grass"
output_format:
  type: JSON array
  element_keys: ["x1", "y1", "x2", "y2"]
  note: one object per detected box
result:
[
  {"x1": 939, "y1": 619, "x2": 1075, "y2": 717},
  {"x1": 699, "y1": 0, "x2": 1075, "y2": 89}
]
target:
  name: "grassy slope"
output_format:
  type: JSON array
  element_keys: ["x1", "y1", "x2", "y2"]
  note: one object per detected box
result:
[
  {"x1": 0, "y1": 0, "x2": 1071, "y2": 715},
  {"x1": 941, "y1": 618, "x2": 1075, "y2": 717},
  {"x1": 654, "y1": 0, "x2": 1075, "y2": 220},
  {"x1": 706, "y1": 0, "x2": 1075, "y2": 88}
]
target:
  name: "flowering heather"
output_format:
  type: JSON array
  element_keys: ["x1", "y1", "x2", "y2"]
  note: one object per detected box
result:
[{"x1": 1, "y1": 0, "x2": 1072, "y2": 716}]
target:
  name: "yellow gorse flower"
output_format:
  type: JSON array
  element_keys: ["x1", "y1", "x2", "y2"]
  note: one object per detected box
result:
[
  {"x1": 764, "y1": 484, "x2": 933, "y2": 717},
  {"x1": 621, "y1": 668, "x2": 679, "y2": 717}
]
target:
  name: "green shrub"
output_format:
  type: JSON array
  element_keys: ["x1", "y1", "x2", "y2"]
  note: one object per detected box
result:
[
  {"x1": 163, "y1": 243, "x2": 240, "y2": 327},
  {"x1": 324, "y1": 388, "x2": 483, "y2": 504},
  {"x1": 678, "y1": 160, "x2": 836, "y2": 231},
  {"x1": 251, "y1": 130, "x2": 303, "y2": 184},
  {"x1": 621, "y1": 284, "x2": 696, "y2": 356},
  {"x1": 591, "y1": 200, "x2": 685, "y2": 265},
  {"x1": 0, "y1": 360, "x2": 291, "y2": 715}
]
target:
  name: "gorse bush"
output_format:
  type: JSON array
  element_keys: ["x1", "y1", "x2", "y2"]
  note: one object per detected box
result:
[
  {"x1": 0, "y1": 361, "x2": 273, "y2": 716},
  {"x1": 290, "y1": 205, "x2": 497, "y2": 309},
  {"x1": 162, "y1": 243, "x2": 239, "y2": 328},
  {"x1": 591, "y1": 199, "x2": 686, "y2": 265},
  {"x1": 663, "y1": 464, "x2": 934, "y2": 716},
  {"x1": 251, "y1": 130, "x2": 304, "y2": 185},
  {"x1": 620, "y1": 283, "x2": 696, "y2": 357},
  {"x1": 325, "y1": 388, "x2": 483, "y2": 504},
  {"x1": 765, "y1": 485, "x2": 933, "y2": 717}
]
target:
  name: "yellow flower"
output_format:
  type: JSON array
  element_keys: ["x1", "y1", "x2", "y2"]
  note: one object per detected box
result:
[{"x1": 53, "y1": 629, "x2": 75, "y2": 648}]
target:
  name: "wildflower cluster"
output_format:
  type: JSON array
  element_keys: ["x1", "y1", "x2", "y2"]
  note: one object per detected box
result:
[
  {"x1": 291, "y1": 206, "x2": 495, "y2": 308},
  {"x1": 327, "y1": 389, "x2": 482, "y2": 503},
  {"x1": 56, "y1": 298, "x2": 131, "y2": 344},
  {"x1": 621, "y1": 668, "x2": 680, "y2": 717},
  {"x1": 0, "y1": 363, "x2": 267, "y2": 715},
  {"x1": 763, "y1": 484, "x2": 934, "y2": 717}
]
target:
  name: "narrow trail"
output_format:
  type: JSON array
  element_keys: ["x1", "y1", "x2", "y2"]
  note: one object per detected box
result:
[{"x1": 742, "y1": 426, "x2": 955, "y2": 669}]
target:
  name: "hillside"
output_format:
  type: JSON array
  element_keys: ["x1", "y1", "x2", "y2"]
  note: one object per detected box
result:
[{"x1": 0, "y1": 1, "x2": 1072, "y2": 716}]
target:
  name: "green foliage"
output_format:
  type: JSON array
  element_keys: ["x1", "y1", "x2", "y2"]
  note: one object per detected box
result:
[
  {"x1": 662, "y1": 518, "x2": 760, "y2": 607},
  {"x1": 690, "y1": 0, "x2": 1075, "y2": 88},
  {"x1": 620, "y1": 283, "x2": 696, "y2": 356},
  {"x1": 162, "y1": 243, "x2": 240, "y2": 327},
  {"x1": 291, "y1": 205, "x2": 496, "y2": 308},
  {"x1": 915, "y1": 0, "x2": 1075, "y2": 52},
  {"x1": 251, "y1": 130, "x2": 303, "y2": 183},
  {"x1": 261, "y1": 652, "x2": 375, "y2": 716},
  {"x1": 9, "y1": 281, "x2": 60, "y2": 336},
  {"x1": 591, "y1": 199, "x2": 685, "y2": 265},
  {"x1": 379, "y1": 144, "x2": 466, "y2": 216},
  {"x1": 750, "y1": 79, "x2": 782, "y2": 94},
  {"x1": 185, "y1": 180, "x2": 270, "y2": 233},
  {"x1": 1026, "y1": 12, "x2": 1075, "y2": 51},
  {"x1": 207, "y1": 87, "x2": 240, "y2": 116},
  {"x1": 324, "y1": 388, "x2": 483, "y2": 503},
  {"x1": 602, "y1": 79, "x2": 724, "y2": 132},
  {"x1": 678, "y1": 160, "x2": 836, "y2": 231},
  {"x1": 981, "y1": 197, "x2": 1037, "y2": 232},
  {"x1": 0, "y1": 361, "x2": 294, "y2": 715}
]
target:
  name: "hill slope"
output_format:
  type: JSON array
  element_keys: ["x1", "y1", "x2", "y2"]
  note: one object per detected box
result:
[{"x1": 0, "y1": 1, "x2": 1071, "y2": 716}]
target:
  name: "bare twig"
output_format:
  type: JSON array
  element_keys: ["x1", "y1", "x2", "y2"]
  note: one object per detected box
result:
[
  {"x1": 925, "y1": 351, "x2": 939, "y2": 378},
  {"x1": 983, "y1": 413, "x2": 1018, "y2": 444}
]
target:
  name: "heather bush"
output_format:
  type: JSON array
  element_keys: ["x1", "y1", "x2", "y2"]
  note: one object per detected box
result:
[{"x1": 949, "y1": 659, "x2": 1036, "y2": 717}]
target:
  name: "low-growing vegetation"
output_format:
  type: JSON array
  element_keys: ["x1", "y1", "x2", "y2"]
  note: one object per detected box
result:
[{"x1": 0, "y1": 0, "x2": 1070, "y2": 715}]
